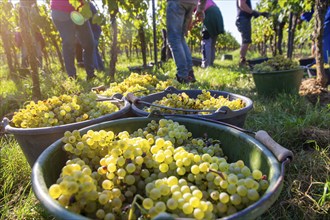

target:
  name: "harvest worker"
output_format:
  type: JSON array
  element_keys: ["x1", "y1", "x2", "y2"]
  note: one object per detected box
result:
[
  {"x1": 235, "y1": 0, "x2": 268, "y2": 67},
  {"x1": 199, "y1": 0, "x2": 224, "y2": 68},
  {"x1": 324, "y1": 6, "x2": 330, "y2": 63},
  {"x1": 14, "y1": 30, "x2": 45, "y2": 68},
  {"x1": 75, "y1": 2, "x2": 105, "y2": 71},
  {"x1": 301, "y1": 6, "x2": 330, "y2": 64},
  {"x1": 166, "y1": 0, "x2": 207, "y2": 84},
  {"x1": 50, "y1": 0, "x2": 96, "y2": 80}
]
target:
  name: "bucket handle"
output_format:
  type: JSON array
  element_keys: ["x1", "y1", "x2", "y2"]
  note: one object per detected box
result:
[
  {"x1": 95, "y1": 94, "x2": 126, "y2": 109},
  {"x1": 1, "y1": 117, "x2": 10, "y2": 134},
  {"x1": 255, "y1": 130, "x2": 293, "y2": 162},
  {"x1": 187, "y1": 115, "x2": 294, "y2": 163}
]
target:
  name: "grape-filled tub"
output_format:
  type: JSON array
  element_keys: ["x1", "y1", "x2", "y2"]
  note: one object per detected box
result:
[
  {"x1": 32, "y1": 115, "x2": 292, "y2": 220},
  {"x1": 3, "y1": 95, "x2": 131, "y2": 167},
  {"x1": 128, "y1": 87, "x2": 253, "y2": 128}
]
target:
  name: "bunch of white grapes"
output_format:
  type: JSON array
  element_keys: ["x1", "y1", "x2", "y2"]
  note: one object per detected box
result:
[
  {"x1": 253, "y1": 55, "x2": 300, "y2": 73},
  {"x1": 11, "y1": 92, "x2": 119, "y2": 128},
  {"x1": 48, "y1": 119, "x2": 269, "y2": 220},
  {"x1": 99, "y1": 73, "x2": 181, "y2": 97},
  {"x1": 144, "y1": 90, "x2": 245, "y2": 115}
]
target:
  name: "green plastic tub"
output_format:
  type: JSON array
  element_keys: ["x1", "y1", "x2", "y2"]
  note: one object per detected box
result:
[
  {"x1": 128, "y1": 87, "x2": 253, "y2": 128},
  {"x1": 252, "y1": 68, "x2": 304, "y2": 97},
  {"x1": 32, "y1": 115, "x2": 292, "y2": 220},
  {"x1": 3, "y1": 96, "x2": 131, "y2": 167}
]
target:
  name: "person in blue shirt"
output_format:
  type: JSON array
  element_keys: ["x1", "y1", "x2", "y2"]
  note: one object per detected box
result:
[
  {"x1": 301, "y1": 6, "x2": 330, "y2": 63},
  {"x1": 323, "y1": 7, "x2": 330, "y2": 63}
]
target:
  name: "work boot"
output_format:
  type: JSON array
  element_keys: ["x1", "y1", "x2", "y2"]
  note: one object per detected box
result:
[
  {"x1": 239, "y1": 57, "x2": 247, "y2": 67},
  {"x1": 176, "y1": 74, "x2": 193, "y2": 84},
  {"x1": 188, "y1": 70, "x2": 196, "y2": 83},
  {"x1": 86, "y1": 74, "x2": 97, "y2": 81}
]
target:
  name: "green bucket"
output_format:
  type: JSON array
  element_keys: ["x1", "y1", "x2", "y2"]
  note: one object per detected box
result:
[
  {"x1": 32, "y1": 116, "x2": 292, "y2": 220},
  {"x1": 252, "y1": 68, "x2": 304, "y2": 97},
  {"x1": 4, "y1": 97, "x2": 131, "y2": 167}
]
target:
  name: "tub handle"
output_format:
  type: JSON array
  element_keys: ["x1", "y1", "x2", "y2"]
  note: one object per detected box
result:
[
  {"x1": 1, "y1": 117, "x2": 10, "y2": 133},
  {"x1": 255, "y1": 130, "x2": 293, "y2": 162}
]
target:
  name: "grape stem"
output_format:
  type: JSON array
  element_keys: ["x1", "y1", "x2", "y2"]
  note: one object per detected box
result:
[
  {"x1": 208, "y1": 168, "x2": 226, "y2": 180},
  {"x1": 128, "y1": 194, "x2": 147, "y2": 220}
]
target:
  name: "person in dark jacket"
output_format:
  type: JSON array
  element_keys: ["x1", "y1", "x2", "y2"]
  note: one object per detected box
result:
[{"x1": 200, "y1": 0, "x2": 224, "y2": 68}]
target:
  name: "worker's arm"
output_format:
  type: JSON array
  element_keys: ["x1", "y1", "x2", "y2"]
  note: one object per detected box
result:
[{"x1": 238, "y1": 0, "x2": 254, "y2": 14}]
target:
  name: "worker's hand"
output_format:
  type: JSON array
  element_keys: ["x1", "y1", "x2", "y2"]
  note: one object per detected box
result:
[
  {"x1": 252, "y1": 10, "x2": 260, "y2": 18},
  {"x1": 260, "y1": 12, "x2": 270, "y2": 18},
  {"x1": 188, "y1": 10, "x2": 204, "y2": 33},
  {"x1": 194, "y1": 10, "x2": 205, "y2": 22}
]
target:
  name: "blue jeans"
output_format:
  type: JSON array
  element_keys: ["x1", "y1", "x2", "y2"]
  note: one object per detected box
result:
[
  {"x1": 166, "y1": 0, "x2": 195, "y2": 78},
  {"x1": 51, "y1": 10, "x2": 95, "y2": 77},
  {"x1": 201, "y1": 30, "x2": 218, "y2": 68},
  {"x1": 93, "y1": 39, "x2": 105, "y2": 71}
]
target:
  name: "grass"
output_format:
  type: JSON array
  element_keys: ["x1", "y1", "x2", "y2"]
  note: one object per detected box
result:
[
  {"x1": 0, "y1": 136, "x2": 50, "y2": 219},
  {"x1": 0, "y1": 51, "x2": 329, "y2": 219}
]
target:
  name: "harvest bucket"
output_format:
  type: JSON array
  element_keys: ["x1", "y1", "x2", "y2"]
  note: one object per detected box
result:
[
  {"x1": 32, "y1": 115, "x2": 292, "y2": 220},
  {"x1": 252, "y1": 68, "x2": 304, "y2": 97},
  {"x1": 3, "y1": 96, "x2": 131, "y2": 167},
  {"x1": 127, "y1": 87, "x2": 253, "y2": 128}
]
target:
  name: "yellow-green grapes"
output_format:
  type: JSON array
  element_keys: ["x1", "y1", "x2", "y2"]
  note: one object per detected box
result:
[
  {"x1": 144, "y1": 90, "x2": 246, "y2": 115},
  {"x1": 11, "y1": 92, "x2": 119, "y2": 128},
  {"x1": 48, "y1": 119, "x2": 269, "y2": 220}
]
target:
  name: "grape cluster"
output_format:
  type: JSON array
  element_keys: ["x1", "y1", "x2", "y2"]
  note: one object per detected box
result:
[
  {"x1": 253, "y1": 56, "x2": 300, "y2": 73},
  {"x1": 144, "y1": 90, "x2": 245, "y2": 115},
  {"x1": 98, "y1": 73, "x2": 181, "y2": 97},
  {"x1": 48, "y1": 119, "x2": 269, "y2": 220},
  {"x1": 11, "y1": 93, "x2": 119, "y2": 128}
]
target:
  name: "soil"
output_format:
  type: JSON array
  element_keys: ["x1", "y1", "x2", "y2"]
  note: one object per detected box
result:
[
  {"x1": 299, "y1": 78, "x2": 330, "y2": 148},
  {"x1": 301, "y1": 126, "x2": 330, "y2": 149},
  {"x1": 299, "y1": 78, "x2": 330, "y2": 106}
]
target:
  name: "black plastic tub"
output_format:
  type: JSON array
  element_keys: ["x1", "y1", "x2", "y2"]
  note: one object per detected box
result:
[
  {"x1": 128, "y1": 65, "x2": 153, "y2": 73},
  {"x1": 299, "y1": 57, "x2": 315, "y2": 66},
  {"x1": 3, "y1": 96, "x2": 131, "y2": 167},
  {"x1": 192, "y1": 57, "x2": 202, "y2": 66},
  {"x1": 128, "y1": 87, "x2": 253, "y2": 128},
  {"x1": 307, "y1": 68, "x2": 330, "y2": 85},
  {"x1": 247, "y1": 58, "x2": 269, "y2": 69}
]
